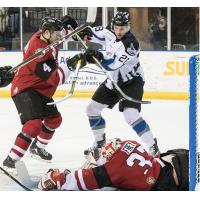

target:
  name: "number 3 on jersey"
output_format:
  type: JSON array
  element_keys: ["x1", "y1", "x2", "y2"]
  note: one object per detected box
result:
[{"x1": 126, "y1": 146, "x2": 152, "y2": 173}]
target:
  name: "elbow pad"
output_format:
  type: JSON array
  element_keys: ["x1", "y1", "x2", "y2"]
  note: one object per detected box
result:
[{"x1": 35, "y1": 59, "x2": 57, "y2": 80}]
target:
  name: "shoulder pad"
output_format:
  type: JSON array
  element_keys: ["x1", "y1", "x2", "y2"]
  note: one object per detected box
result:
[{"x1": 121, "y1": 32, "x2": 140, "y2": 56}]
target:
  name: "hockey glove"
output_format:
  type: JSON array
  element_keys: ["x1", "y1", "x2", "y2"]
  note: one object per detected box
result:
[
  {"x1": 0, "y1": 65, "x2": 14, "y2": 88},
  {"x1": 72, "y1": 27, "x2": 93, "y2": 41},
  {"x1": 85, "y1": 49, "x2": 104, "y2": 63},
  {"x1": 38, "y1": 168, "x2": 71, "y2": 191},
  {"x1": 66, "y1": 53, "x2": 86, "y2": 71}
]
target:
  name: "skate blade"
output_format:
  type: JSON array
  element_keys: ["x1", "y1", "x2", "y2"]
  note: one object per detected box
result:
[{"x1": 26, "y1": 152, "x2": 52, "y2": 163}]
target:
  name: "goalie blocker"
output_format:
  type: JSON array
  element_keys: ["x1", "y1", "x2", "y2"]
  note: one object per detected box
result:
[{"x1": 38, "y1": 139, "x2": 189, "y2": 191}]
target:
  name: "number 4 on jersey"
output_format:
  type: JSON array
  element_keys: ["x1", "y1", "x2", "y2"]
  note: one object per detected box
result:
[{"x1": 43, "y1": 63, "x2": 52, "y2": 72}]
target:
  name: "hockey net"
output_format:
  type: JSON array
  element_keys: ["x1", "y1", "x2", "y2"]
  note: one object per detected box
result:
[{"x1": 189, "y1": 54, "x2": 200, "y2": 191}]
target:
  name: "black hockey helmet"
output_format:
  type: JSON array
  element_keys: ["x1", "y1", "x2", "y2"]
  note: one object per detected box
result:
[
  {"x1": 60, "y1": 15, "x2": 78, "y2": 30},
  {"x1": 40, "y1": 17, "x2": 63, "y2": 32},
  {"x1": 112, "y1": 11, "x2": 130, "y2": 26}
]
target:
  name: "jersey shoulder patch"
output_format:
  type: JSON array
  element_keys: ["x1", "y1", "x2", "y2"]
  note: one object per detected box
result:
[{"x1": 121, "y1": 141, "x2": 137, "y2": 155}]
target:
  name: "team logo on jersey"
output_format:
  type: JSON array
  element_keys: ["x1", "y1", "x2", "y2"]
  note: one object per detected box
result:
[
  {"x1": 147, "y1": 176, "x2": 156, "y2": 185},
  {"x1": 127, "y1": 43, "x2": 136, "y2": 56},
  {"x1": 121, "y1": 142, "x2": 136, "y2": 155}
]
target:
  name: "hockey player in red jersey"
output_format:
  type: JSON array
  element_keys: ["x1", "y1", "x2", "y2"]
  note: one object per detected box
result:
[
  {"x1": 3, "y1": 16, "x2": 85, "y2": 169},
  {"x1": 38, "y1": 139, "x2": 189, "y2": 191}
]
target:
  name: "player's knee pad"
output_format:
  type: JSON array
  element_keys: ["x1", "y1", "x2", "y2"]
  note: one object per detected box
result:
[
  {"x1": 86, "y1": 100, "x2": 107, "y2": 116},
  {"x1": 123, "y1": 107, "x2": 141, "y2": 125},
  {"x1": 22, "y1": 119, "x2": 42, "y2": 138},
  {"x1": 44, "y1": 113, "x2": 62, "y2": 130}
]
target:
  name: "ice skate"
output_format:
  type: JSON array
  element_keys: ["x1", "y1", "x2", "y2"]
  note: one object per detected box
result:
[
  {"x1": 149, "y1": 138, "x2": 160, "y2": 156},
  {"x1": 84, "y1": 138, "x2": 106, "y2": 161},
  {"x1": 29, "y1": 139, "x2": 52, "y2": 162},
  {"x1": 2, "y1": 156, "x2": 17, "y2": 175}
]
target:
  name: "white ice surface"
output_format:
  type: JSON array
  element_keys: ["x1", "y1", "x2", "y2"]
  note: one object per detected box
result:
[{"x1": 0, "y1": 98, "x2": 188, "y2": 190}]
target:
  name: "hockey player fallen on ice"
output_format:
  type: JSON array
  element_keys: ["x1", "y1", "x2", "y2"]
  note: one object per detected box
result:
[
  {"x1": 77, "y1": 11, "x2": 159, "y2": 157},
  {"x1": 0, "y1": 66, "x2": 13, "y2": 88},
  {"x1": 38, "y1": 139, "x2": 189, "y2": 191},
  {"x1": 3, "y1": 16, "x2": 86, "y2": 170}
]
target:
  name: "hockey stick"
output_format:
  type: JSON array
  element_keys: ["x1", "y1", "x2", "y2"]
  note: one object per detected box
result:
[
  {"x1": 9, "y1": 8, "x2": 97, "y2": 74},
  {"x1": 0, "y1": 166, "x2": 33, "y2": 191},
  {"x1": 47, "y1": 60, "x2": 82, "y2": 105},
  {"x1": 9, "y1": 24, "x2": 93, "y2": 74},
  {"x1": 60, "y1": 27, "x2": 151, "y2": 105},
  {"x1": 15, "y1": 161, "x2": 40, "y2": 189},
  {"x1": 47, "y1": 8, "x2": 97, "y2": 105},
  {"x1": 92, "y1": 57, "x2": 151, "y2": 104}
]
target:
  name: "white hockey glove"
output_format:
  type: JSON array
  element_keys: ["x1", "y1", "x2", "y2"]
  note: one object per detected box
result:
[{"x1": 38, "y1": 168, "x2": 70, "y2": 190}]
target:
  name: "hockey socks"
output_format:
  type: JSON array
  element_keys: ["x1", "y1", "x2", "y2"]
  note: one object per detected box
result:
[
  {"x1": 131, "y1": 117, "x2": 156, "y2": 150},
  {"x1": 88, "y1": 116, "x2": 105, "y2": 143},
  {"x1": 9, "y1": 132, "x2": 33, "y2": 161},
  {"x1": 36, "y1": 124, "x2": 55, "y2": 149}
]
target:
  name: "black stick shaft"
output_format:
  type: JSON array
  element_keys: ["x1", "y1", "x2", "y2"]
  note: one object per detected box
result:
[{"x1": 0, "y1": 166, "x2": 32, "y2": 191}]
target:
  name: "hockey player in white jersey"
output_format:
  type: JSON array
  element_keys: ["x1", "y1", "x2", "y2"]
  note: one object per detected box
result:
[{"x1": 81, "y1": 11, "x2": 159, "y2": 157}]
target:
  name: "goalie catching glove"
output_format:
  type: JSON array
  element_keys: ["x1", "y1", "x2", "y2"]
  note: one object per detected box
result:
[{"x1": 38, "y1": 168, "x2": 71, "y2": 190}]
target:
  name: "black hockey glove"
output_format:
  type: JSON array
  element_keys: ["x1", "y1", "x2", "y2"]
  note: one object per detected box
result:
[
  {"x1": 72, "y1": 27, "x2": 93, "y2": 41},
  {"x1": 0, "y1": 66, "x2": 14, "y2": 88},
  {"x1": 84, "y1": 48, "x2": 104, "y2": 63},
  {"x1": 66, "y1": 53, "x2": 87, "y2": 71}
]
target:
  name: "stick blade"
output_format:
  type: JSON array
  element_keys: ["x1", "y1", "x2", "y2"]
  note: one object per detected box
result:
[{"x1": 15, "y1": 161, "x2": 39, "y2": 188}]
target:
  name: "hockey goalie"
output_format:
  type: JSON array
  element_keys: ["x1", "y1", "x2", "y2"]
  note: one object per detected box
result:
[{"x1": 38, "y1": 138, "x2": 189, "y2": 191}]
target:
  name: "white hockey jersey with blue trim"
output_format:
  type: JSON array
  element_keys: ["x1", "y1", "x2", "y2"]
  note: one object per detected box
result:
[{"x1": 90, "y1": 26, "x2": 145, "y2": 89}]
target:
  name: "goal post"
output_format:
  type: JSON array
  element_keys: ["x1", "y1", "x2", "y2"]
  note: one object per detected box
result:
[{"x1": 189, "y1": 54, "x2": 200, "y2": 191}]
